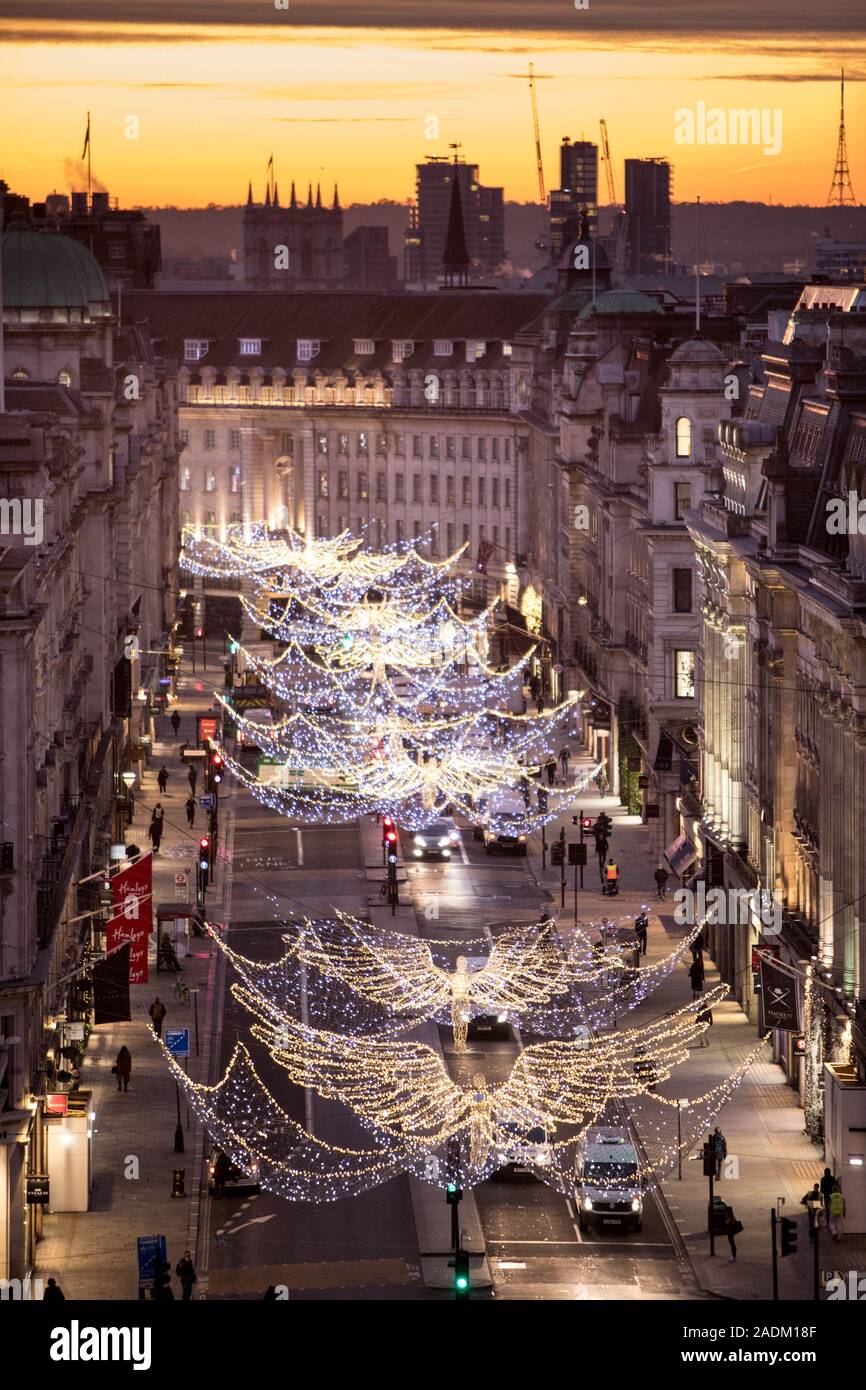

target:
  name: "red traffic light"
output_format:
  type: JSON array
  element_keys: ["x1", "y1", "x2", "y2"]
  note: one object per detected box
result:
[
  {"x1": 195, "y1": 628, "x2": 204, "y2": 638},
  {"x1": 382, "y1": 815, "x2": 394, "y2": 829},
  {"x1": 385, "y1": 830, "x2": 398, "y2": 844},
  {"x1": 581, "y1": 817, "x2": 593, "y2": 830},
  {"x1": 212, "y1": 753, "x2": 223, "y2": 766},
  {"x1": 199, "y1": 836, "x2": 210, "y2": 850}
]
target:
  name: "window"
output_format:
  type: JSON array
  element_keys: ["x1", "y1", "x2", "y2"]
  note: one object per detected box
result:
[
  {"x1": 413, "y1": 435, "x2": 423, "y2": 459},
  {"x1": 675, "y1": 482, "x2": 692, "y2": 520},
  {"x1": 317, "y1": 470, "x2": 329, "y2": 499},
  {"x1": 58, "y1": 369, "x2": 73, "y2": 387},
  {"x1": 492, "y1": 477, "x2": 500, "y2": 508},
  {"x1": 205, "y1": 510, "x2": 216, "y2": 528},
  {"x1": 395, "y1": 473, "x2": 405, "y2": 502},
  {"x1": 229, "y1": 429, "x2": 241, "y2": 451},
  {"x1": 492, "y1": 438, "x2": 500, "y2": 462},
  {"x1": 357, "y1": 473, "x2": 368, "y2": 501},
  {"x1": 229, "y1": 510, "x2": 242, "y2": 526},
  {"x1": 412, "y1": 474, "x2": 422, "y2": 504},
  {"x1": 376, "y1": 472, "x2": 387, "y2": 502},
  {"x1": 493, "y1": 525, "x2": 499, "y2": 548},
  {"x1": 338, "y1": 433, "x2": 349, "y2": 456},
  {"x1": 229, "y1": 465, "x2": 241, "y2": 494},
  {"x1": 317, "y1": 432, "x2": 329, "y2": 455},
  {"x1": 505, "y1": 438, "x2": 511, "y2": 462},
  {"x1": 675, "y1": 417, "x2": 692, "y2": 458},
  {"x1": 429, "y1": 437, "x2": 439, "y2": 460},
  {"x1": 462, "y1": 437, "x2": 471, "y2": 461},
  {"x1": 377, "y1": 518, "x2": 387, "y2": 546},
  {"x1": 179, "y1": 429, "x2": 189, "y2": 447},
  {"x1": 505, "y1": 526, "x2": 511, "y2": 555},
  {"x1": 434, "y1": 340, "x2": 453, "y2": 357},
  {"x1": 354, "y1": 338, "x2": 375, "y2": 355},
  {"x1": 358, "y1": 432, "x2": 369, "y2": 456},
  {"x1": 430, "y1": 475, "x2": 439, "y2": 504},
  {"x1": 108, "y1": 240, "x2": 126, "y2": 261},
  {"x1": 394, "y1": 434, "x2": 405, "y2": 457},
  {"x1": 338, "y1": 470, "x2": 349, "y2": 500},
  {"x1": 240, "y1": 338, "x2": 261, "y2": 356},
  {"x1": 503, "y1": 342, "x2": 513, "y2": 357},
  {"x1": 413, "y1": 520, "x2": 422, "y2": 540},
  {"x1": 462, "y1": 477, "x2": 471, "y2": 506},
  {"x1": 462, "y1": 524, "x2": 470, "y2": 544},
  {"x1": 204, "y1": 430, "x2": 216, "y2": 450},
  {"x1": 673, "y1": 569, "x2": 693, "y2": 613},
  {"x1": 376, "y1": 433, "x2": 388, "y2": 456},
  {"x1": 396, "y1": 519, "x2": 405, "y2": 542},
  {"x1": 281, "y1": 432, "x2": 293, "y2": 454},
  {"x1": 184, "y1": 339, "x2": 208, "y2": 362},
  {"x1": 429, "y1": 522, "x2": 439, "y2": 556},
  {"x1": 446, "y1": 475, "x2": 455, "y2": 505},
  {"x1": 446, "y1": 523, "x2": 455, "y2": 554},
  {"x1": 316, "y1": 513, "x2": 327, "y2": 537},
  {"x1": 297, "y1": 339, "x2": 320, "y2": 361},
  {"x1": 477, "y1": 478, "x2": 486, "y2": 506},
  {"x1": 504, "y1": 478, "x2": 512, "y2": 510},
  {"x1": 674, "y1": 650, "x2": 695, "y2": 699},
  {"x1": 337, "y1": 514, "x2": 347, "y2": 533},
  {"x1": 465, "y1": 340, "x2": 485, "y2": 362},
  {"x1": 446, "y1": 436, "x2": 456, "y2": 461},
  {"x1": 179, "y1": 466, "x2": 191, "y2": 492},
  {"x1": 392, "y1": 340, "x2": 413, "y2": 363},
  {"x1": 478, "y1": 439, "x2": 486, "y2": 462}
]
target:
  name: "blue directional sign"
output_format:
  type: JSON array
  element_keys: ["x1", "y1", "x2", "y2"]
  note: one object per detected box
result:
[
  {"x1": 165, "y1": 1028, "x2": 190, "y2": 1058},
  {"x1": 137, "y1": 1234, "x2": 167, "y2": 1290}
]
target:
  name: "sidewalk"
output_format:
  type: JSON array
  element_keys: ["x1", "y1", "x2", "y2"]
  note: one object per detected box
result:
[
  {"x1": 34, "y1": 656, "x2": 227, "y2": 1300},
  {"x1": 530, "y1": 755, "x2": 866, "y2": 1300}
]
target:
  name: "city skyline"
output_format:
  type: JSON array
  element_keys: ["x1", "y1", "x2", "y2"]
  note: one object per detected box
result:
[{"x1": 0, "y1": 15, "x2": 863, "y2": 208}]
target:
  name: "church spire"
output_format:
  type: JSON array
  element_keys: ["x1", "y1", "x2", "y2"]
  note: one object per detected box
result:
[
  {"x1": 264, "y1": 185, "x2": 271, "y2": 208},
  {"x1": 442, "y1": 172, "x2": 470, "y2": 288},
  {"x1": 273, "y1": 182, "x2": 280, "y2": 207},
  {"x1": 315, "y1": 182, "x2": 322, "y2": 209},
  {"x1": 246, "y1": 180, "x2": 253, "y2": 206},
  {"x1": 290, "y1": 180, "x2": 297, "y2": 209},
  {"x1": 333, "y1": 183, "x2": 340, "y2": 210},
  {"x1": 307, "y1": 182, "x2": 313, "y2": 208}
]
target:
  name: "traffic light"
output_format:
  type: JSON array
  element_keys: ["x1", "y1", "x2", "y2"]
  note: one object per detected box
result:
[
  {"x1": 211, "y1": 752, "x2": 223, "y2": 785},
  {"x1": 702, "y1": 1143, "x2": 715, "y2": 1178},
  {"x1": 151, "y1": 1253, "x2": 172, "y2": 1301},
  {"x1": 551, "y1": 840, "x2": 564, "y2": 866},
  {"x1": 445, "y1": 1181, "x2": 462, "y2": 1205},
  {"x1": 228, "y1": 639, "x2": 239, "y2": 655},
  {"x1": 195, "y1": 627, "x2": 204, "y2": 640},
  {"x1": 780, "y1": 1216, "x2": 798, "y2": 1257},
  {"x1": 199, "y1": 836, "x2": 210, "y2": 873},
  {"x1": 581, "y1": 817, "x2": 593, "y2": 831},
  {"x1": 382, "y1": 814, "x2": 395, "y2": 843},
  {"x1": 454, "y1": 1249, "x2": 470, "y2": 1300}
]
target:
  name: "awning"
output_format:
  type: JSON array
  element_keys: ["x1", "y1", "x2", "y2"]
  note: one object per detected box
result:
[{"x1": 665, "y1": 832, "x2": 697, "y2": 876}]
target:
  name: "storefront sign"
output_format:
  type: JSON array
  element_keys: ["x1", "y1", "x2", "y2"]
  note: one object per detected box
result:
[
  {"x1": 758, "y1": 956, "x2": 802, "y2": 1032},
  {"x1": 109, "y1": 856, "x2": 153, "y2": 985},
  {"x1": 26, "y1": 1174, "x2": 50, "y2": 1205},
  {"x1": 645, "y1": 803, "x2": 660, "y2": 819},
  {"x1": 45, "y1": 1093, "x2": 69, "y2": 1117},
  {"x1": 665, "y1": 832, "x2": 697, "y2": 876},
  {"x1": 197, "y1": 715, "x2": 219, "y2": 744}
]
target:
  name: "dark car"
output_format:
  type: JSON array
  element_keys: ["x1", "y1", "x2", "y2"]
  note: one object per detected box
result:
[{"x1": 207, "y1": 1146, "x2": 261, "y2": 1196}]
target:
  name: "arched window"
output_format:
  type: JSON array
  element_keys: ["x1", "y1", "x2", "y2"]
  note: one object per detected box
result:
[
  {"x1": 58, "y1": 369, "x2": 73, "y2": 387},
  {"x1": 675, "y1": 417, "x2": 692, "y2": 458}
]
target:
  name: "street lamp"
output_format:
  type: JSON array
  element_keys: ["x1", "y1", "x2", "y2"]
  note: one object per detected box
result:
[{"x1": 121, "y1": 771, "x2": 136, "y2": 789}]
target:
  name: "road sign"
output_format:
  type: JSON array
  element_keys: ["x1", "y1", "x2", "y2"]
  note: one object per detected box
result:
[
  {"x1": 199, "y1": 794, "x2": 215, "y2": 812},
  {"x1": 165, "y1": 1028, "x2": 190, "y2": 1058},
  {"x1": 137, "y1": 1234, "x2": 167, "y2": 1292}
]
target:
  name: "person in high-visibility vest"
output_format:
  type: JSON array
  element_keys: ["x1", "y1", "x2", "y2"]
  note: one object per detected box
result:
[
  {"x1": 605, "y1": 860, "x2": 619, "y2": 895},
  {"x1": 828, "y1": 1184, "x2": 847, "y2": 1241}
]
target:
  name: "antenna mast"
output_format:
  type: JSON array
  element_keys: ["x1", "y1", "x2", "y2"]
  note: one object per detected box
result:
[{"x1": 827, "y1": 68, "x2": 857, "y2": 206}]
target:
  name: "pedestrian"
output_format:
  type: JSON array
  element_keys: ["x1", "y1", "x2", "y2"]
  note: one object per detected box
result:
[
  {"x1": 820, "y1": 1166, "x2": 836, "y2": 1219},
  {"x1": 634, "y1": 909, "x2": 649, "y2": 956},
  {"x1": 633, "y1": 1046, "x2": 657, "y2": 1092},
  {"x1": 801, "y1": 1182, "x2": 824, "y2": 1238},
  {"x1": 148, "y1": 817, "x2": 163, "y2": 855},
  {"x1": 160, "y1": 933, "x2": 182, "y2": 973},
  {"x1": 546, "y1": 757, "x2": 556, "y2": 787},
  {"x1": 537, "y1": 786, "x2": 548, "y2": 814},
  {"x1": 188, "y1": 763, "x2": 198, "y2": 795},
  {"x1": 691, "y1": 928, "x2": 706, "y2": 961},
  {"x1": 157, "y1": 766, "x2": 169, "y2": 795},
  {"x1": 179, "y1": 742, "x2": 187, "y2": 764},
  {"x1": 596, "y1": 837, "x2": 609, "y2": 878},
  {"x1": 654, "y1": 864, "x2": 669, "y2": 899},
  {"x1": 828, "y1": 1183, "x2": 846, "y2": 1241},
  {"x1": 712, "y1": 1126, "x2": 727, "y2": 1179},
  {"x1": 696, "y1": 1004, "x2": 713, "y2": 1046},
  {"x1": 536, "y1": 693, "x2": 545, "y2": 716},
  {"x1": 521, "y1": 782, "x2": 531, "y2": 810},
  {"x1": 115, "y1": 1045, "x2": 132, "y2": 1092},
  {"x1": 170, "y1": 709, "x2": 181, "y2": 737},
  {"x1": 185, "y1": 795, "x2": 196, "y2": 828},
  {"x1": 43, "y1": 1277, "x2": 65, "y2": 1302},
  {"x1": 149, "y1": 997, "x2": 167, "y2": 1039},
  {"x1": 559, "y1": 745, "x2": 570, "y2": 779},
  {"x1": 263, "y1": 1285, "x2": 279, "y2": 1301},
  {"x1": 212, "y1": 1149, "x2": 231, "y2": 1199},
  {"x1": 723, "y1": 1203, "x2": 742, "y2": 1260},
  {"x1": 596, "y1": 769, "x2": 608, "y2": 799},
  {"x1": 689, "y1": 953, "x2": 705, "y2": 999},
  {"x1": 538, "y1": 910, "x2": 553, "y2": 942},
  {"x1": 176, "y1": 1251, "x2": 197, "y2": 1300},
  {"x1": 604, "y1": 859, "x2": 619, "y2": 896}
]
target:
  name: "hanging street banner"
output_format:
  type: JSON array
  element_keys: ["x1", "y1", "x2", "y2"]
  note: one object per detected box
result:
[
  {"x1": 92, "y1": 942, "x2": 132, "y2": 1024},
  {"x1": 108, "y1": 854, "x2": 153, "y2": 984},
  {"x1": 758, "y1": 955, "x2": 801, "y2": 1032}
]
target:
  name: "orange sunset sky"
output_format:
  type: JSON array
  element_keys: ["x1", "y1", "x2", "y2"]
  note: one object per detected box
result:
[{"x1": 0, "y1": 4, "x2": 863, "y2": 208}]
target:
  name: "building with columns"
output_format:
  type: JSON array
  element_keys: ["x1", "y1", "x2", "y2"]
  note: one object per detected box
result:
[{"x1": 0, "y1": 218, "x2": 179, "y2": 1281}]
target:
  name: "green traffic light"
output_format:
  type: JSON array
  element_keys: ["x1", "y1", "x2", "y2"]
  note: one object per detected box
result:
[{"x1": 455, "y1": 1275, "x2": 469, "y2": 1290}]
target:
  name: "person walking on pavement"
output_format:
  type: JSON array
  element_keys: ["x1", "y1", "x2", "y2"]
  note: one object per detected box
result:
[
  {"x1": 185, "y1": 795, "x2": 196, "y2": 828},
  {"x1": 696, "y1": 1003, "x2": 713, "y2": 1046},
  {"x1": 711, "y1": 1126, "x2": 727, "y2": 1179},
  {"x1": 148, "y1": 814, "x2": 163, "y2": 855},
  {"x1": 115, "y1": 1045, "x2": 132, "y2": 1092},
  {"x1": 170, "y1": 709, "x2": 181, "y2": 737},
  {"x1": 688, "y1": 953, "x2": 705, "y2": 999},
  {"x1": 634, "y1": 909, "x2": 649, "y2": 956},
  {"x1": 690, "y1": 928, "x2": 706, "y2": 961},
  {"x1": 43, "y1": 1277, "x2": 66, "y2": 1302},
  {"x1": 157, "y1": 765, "x2": 169, "y2": 796},
  {"x1": 654, "y1": 864, "x2": 669, "y2": 899},
  {"x1": 559, "y1": 745, "x2": 570, "y2": 780},
  {"x1": 723, "y1": 1203, "x2": 742, "y2": 1260},
  {"x1": 188, "y1": 763, "x2": 198, "y2": 795},
  {"x1": 212, "y1": 1149, "x2": 231, "y2": 1199},
  {"x1": 596, "y1": 836, "x2": 609, "y2": 879},
  {"x1": 604, "y1": 859, "x2": 619, "y2": 896},
  {"x1": 828, "y1": 1183, "x2": 846, "y2": 1241},
  {"x1": 546, "y1": 757, "x2": 556, "y2": 787},
  {"x1": 801, "y1": 1182, "x2": 824, "y2": 1238},
  {"x1": 148, "y1": 997, "x2": 167, "y2": 1039},
  {"x1": 820, "y1": 1166, "x2": 836, "y2": 1219},
  {"x1": 176, "y1": 1251, "x2": 197, "y2": 1300},
  {"x1": 595, "y1": 768, "x2": 608, "y2": 799}
]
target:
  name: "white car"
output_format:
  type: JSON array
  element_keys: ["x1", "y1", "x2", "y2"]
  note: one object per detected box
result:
[{"x1": 412, "y1": 818, "x2": 461, "y2": 860}]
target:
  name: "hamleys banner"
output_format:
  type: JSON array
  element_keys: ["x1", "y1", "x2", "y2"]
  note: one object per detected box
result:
[{"x1": 108, "y1": 854, "x2": 153, "y2": 985}]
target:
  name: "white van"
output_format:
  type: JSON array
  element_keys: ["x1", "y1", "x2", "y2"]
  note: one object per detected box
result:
[
  {"x1": 574, "y1": 1126, "x2": 643, "y2": 1232},
  {"x1": 479, "y1": 794, "x2": 530, "y2": 856}
]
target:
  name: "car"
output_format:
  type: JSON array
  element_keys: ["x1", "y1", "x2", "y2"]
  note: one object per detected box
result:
[
  {"x1": 466, "y1": 1010, "x2": 511, "y2": 1041},
  {"x1": 411, "y1": 818, "x2": 461, "y2": 860},
  {"x1": 207, "y1": 1145, "x2": 262, "y2": 1196},
  {"x1": 573, "y1": 1126, "x2": 643, "y2": 1232},
  {"x1": 482, "y1": 797, "x2": 530, "y2": 855},
  {"x1": 491, "y1": 1121, "x2": 552, "y2": 1181}
]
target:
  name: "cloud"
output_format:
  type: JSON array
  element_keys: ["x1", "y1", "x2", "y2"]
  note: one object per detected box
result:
[{"x1": 0, "y1": 0, "x2": 860, "y2": 33}]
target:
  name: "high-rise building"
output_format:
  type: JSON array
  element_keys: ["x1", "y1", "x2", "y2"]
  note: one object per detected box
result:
[
  {"x1": 624, "y1": 158, "x2": 672, "y2": 276},
  {"x1": 549, "y1": 139, "x2": 599, "y2": 262},
  {"x1": 243, "y1": 180, "x2": 344, "y2": 289},
  {"x1": 403, "y1": 157, "x2": 505, "y2": 287},
  {"x1": 344, "y1": 226, "x2": 400, "y2": 291}
]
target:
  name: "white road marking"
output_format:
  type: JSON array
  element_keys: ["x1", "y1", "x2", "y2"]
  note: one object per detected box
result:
[
  {"x1": 221, "y1": 1214, "x2": 276, "y2": 1237},
  {"x1": 457, "y1": 832, "x2": 470, "y2": 866},
  {"x1": 295, "y1": 827, "x2": 304, "y2": 866}
]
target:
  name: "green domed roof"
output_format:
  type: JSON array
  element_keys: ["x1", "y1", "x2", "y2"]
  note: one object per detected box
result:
[
  {"x1": 2, "y1": 217, "x2": 110, "y2": 312},
  {"x1": 579, "y1": 289, "x2": 664, "y2": 320}
]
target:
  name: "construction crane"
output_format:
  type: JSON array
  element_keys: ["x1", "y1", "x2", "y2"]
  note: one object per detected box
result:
[
  {"x1": 528, "y1": 64, "x2": 546, "y2": 203},
  {"x1": 599, "y1": 118, "x2": 619, "y2": 207}
]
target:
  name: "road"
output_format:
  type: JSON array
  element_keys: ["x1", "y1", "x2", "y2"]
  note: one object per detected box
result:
[{"x1": 202, "y1": 793, "x2": 695, "y2": 1300}]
